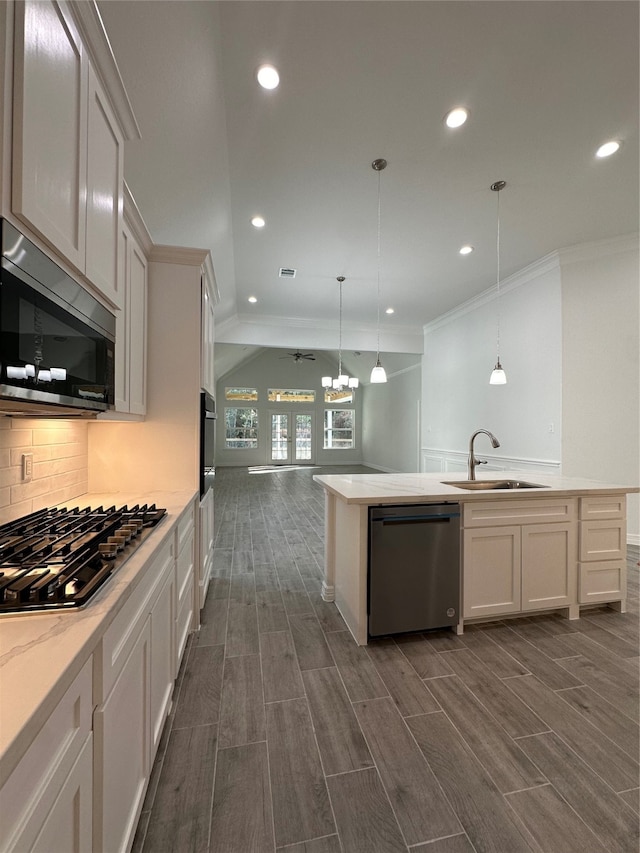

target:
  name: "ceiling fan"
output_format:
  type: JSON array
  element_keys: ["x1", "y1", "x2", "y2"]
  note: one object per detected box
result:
[{"x1": 280, "y1": 351, "x2": 316, "y2": 363}]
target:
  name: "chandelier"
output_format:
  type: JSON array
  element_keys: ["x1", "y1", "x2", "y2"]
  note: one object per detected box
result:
[{"x1": 322, "y1": 276, "x2": 359, "y2": 393}]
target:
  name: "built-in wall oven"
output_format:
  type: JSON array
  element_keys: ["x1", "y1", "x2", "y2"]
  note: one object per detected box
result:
[
  {"x1": 0, "y1": 219, "x2": 115, "y2": 415},
  {"x1": 200, "y1": 391, "x2": 216, "y2": 497}
]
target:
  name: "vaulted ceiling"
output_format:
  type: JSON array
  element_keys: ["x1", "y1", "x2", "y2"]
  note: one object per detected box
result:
[{"x1": 99, "y1": 1, "x2": 638, "y2": 358}]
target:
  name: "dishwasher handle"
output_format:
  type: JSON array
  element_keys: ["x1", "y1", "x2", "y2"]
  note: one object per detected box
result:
[{"x1": 374, "y1": 514, "x2": 459, "y2": 525}]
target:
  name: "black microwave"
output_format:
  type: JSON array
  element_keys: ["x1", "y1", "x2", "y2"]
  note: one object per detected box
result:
[{"x1": 0, "y1": 219, "x2": 115, "y2": 415}]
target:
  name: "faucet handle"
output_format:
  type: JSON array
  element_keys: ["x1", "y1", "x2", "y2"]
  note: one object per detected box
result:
[{"x1": 477, "y1": 458, "x2": 488, "y2": 466}]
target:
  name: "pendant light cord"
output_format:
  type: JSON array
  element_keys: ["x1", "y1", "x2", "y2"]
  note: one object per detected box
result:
[
  {"x1": 338, "y1": 277, "x2": 343, "y2": 377},
  {"x1": 495, "y1": 186, "x2": 501, "y2": 362},
  {"x1": 376, "y1": 167, "x2": 382, "y2": 359}
]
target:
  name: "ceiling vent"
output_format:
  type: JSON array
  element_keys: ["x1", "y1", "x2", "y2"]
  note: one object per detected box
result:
[{"x1": 279, "y1": 267, "x2": 297, "y2": 278}]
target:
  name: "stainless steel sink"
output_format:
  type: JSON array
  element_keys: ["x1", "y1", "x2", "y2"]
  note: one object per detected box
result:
[{"x1": 441, "y1": 479, "x2": 547, "y2": 490}]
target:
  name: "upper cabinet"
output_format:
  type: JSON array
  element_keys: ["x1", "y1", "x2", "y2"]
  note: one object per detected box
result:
[
  {"x1": 10, "y1": 0, "x2": 139, "y2": 308},
  {"x1": 201, "y1": 261, "x2": 217, "y2": 397}
]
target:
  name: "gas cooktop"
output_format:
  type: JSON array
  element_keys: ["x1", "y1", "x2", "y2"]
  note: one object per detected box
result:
[{"x1": 0, "y1": 504, "x2": 167, "y2": 614}]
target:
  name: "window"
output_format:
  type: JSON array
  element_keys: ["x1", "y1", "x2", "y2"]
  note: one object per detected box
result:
[
  {"x1": 324, "y1": 409, "x2": 354, "y2": 449},
  {"x1": 225, "y1": 387, "x2": 258, "y2": 401},
  {"x1": 324, "y1": 388, "x2": 353, "y2": 404},
  {"x1": 268, "y1": 388, "x2": 316, "y2": 403},
  {"x1": 225, "y1": 407, "x2": 258, "y2": 449}
]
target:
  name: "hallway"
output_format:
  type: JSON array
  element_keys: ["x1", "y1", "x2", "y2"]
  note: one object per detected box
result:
[{"x1": 133, "y1": 465, "x2": 639, "y2": 853}]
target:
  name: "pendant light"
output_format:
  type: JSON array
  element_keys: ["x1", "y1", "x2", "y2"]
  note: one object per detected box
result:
[
  {"x1": 322, "y1": 276, "x2": 359, "y2": 393},
  {"x1": 489, "y1": 180, "x2": 507, "y2": 385},
  {"x1": 370, "y1": 158, "x2": 387, "y2": 384}
]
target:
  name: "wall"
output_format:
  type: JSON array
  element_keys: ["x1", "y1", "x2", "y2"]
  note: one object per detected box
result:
[
  {"x1": 422, "y1": 256, "x2": 563, "y2": 472},
  {"x1": 0, "y1": 418, "x2": 88, "y2": 523},
  {"x1": 560, "y1": 237, "x2": 639, "y2": 542},
  {"x1": 215, "y1": 349, "x2": 363, "y2": 468},
  {"x1": 361, "y1": 364, "x2": 421, "y2": 472}
]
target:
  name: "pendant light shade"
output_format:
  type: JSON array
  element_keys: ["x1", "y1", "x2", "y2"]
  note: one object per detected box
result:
[
  {"x1": 489, "y1": 180, "x2": 507, "y2": 385},
  {"x1": 370, "y1": 158, "x2": 388, "y2": 384},
  {"x1": 370, "y1": 359, "x2": 387, "y2": 383}
]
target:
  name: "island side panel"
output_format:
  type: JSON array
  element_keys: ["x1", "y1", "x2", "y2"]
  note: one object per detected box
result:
[
  {"x1": 334, "y1": 500, "x2": 369, "y2": 645},
  {"x1": 321, "y1": 490, "x2": 336, "y2": 601}
]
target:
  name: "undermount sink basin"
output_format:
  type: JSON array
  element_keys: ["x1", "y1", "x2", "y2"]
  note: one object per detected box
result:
[{"x1": 441, "y1": 479, "x2": 548, "y2": 491}]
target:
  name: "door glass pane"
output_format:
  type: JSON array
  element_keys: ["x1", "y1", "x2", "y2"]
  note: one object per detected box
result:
[
  {"x1": 271, "y1": 413, "x2": 289, "y2": 461},
  {"x1": 295, "y1": 414, "x2": 312, "y2": 460}
]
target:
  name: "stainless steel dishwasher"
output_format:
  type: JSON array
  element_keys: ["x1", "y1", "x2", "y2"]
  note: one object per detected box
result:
[{"x1": 368, "y1": 503, "x2": 460, "y2": 637}]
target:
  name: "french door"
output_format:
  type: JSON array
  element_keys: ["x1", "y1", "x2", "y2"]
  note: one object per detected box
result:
[{"x1": 270, "y1": 412, "x2": 314, "y2": 464}]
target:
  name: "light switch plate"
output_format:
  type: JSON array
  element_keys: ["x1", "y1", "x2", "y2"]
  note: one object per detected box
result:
[{"x1": 22, "y1": 453, "x2": 33, "y2": 482}]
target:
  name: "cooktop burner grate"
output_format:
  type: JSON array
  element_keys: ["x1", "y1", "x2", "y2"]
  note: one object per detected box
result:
[{"x1": 0, "y1": 504, "x2": 166, "y2": 614}]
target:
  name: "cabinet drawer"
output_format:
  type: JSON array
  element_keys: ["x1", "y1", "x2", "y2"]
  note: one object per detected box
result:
[
  {"x1": 579, "y1": 495, "x2": 625, "y2": 520},
  {"x1": 463, "y1": 498, "x2": 577, "y2": 528},
  {"x1": 96, "y1": 536, "x2": 173, "y2": 700},
  {"x1": 579, "y1": 519, "x2": 626, "y2": 562},
  {"x1": 0, "y1": 657, "x2": 92, "y2": 852},
  {"x1": 578, "y1": 560, "x2": 626, "y2": 604}
]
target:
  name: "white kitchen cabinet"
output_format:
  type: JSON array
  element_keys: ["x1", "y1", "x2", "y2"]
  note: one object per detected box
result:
[
  {"x1": 176, "y1": 503, "x2": 196, "y2": 661},
  {"x1": 521, "y1": 522, "x2": 577, "y2": 611},
  {"x1": 199, "y1": 486, "x2": 214, "y2": 610},
  {"x1": 149, "y1": 546, "x2": 176, "y2": 756},
  {"x1": 113, "y1": 189, "x2": 149, "y2": 415},
  {"x1": 463, "y1": 525, "x2": 521, "y2": 619},
  {"x1": 94, "y1": 620, "x2": 150, "y2": 853},
  {"x1": 0, "y1": 658, "x2": 93, "y2": 853},
  {"x1": 12, "y1": 0, "x2": 88, "y2": 272},
  {"x1": 462, "y1": 498, "x2": 578, "y2": 620},
  {"x1": 11, "y1": 0, "x2": 138, "y2": 307},
  {"x1": 578, "y1": 495, "x2": 627, "y2": 607},
  {"x1": 201, "y1": 272, "x2": 216, "y2": 396},
  {"x1": 84, "y1": 62, "x2": 124, "y2": 306}
]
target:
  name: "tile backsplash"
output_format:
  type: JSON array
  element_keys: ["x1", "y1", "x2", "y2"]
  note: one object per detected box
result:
[{"x1": 0, "y1": 418, "x2": 89, "y2": 523}]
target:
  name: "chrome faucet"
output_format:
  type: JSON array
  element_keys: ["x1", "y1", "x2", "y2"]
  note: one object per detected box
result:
[{"x1": 468, "y1": 429, "x2": 501, "y2": 480}]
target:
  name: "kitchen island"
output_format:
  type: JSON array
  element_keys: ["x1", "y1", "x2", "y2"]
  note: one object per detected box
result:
[{"x1": 314, "y1": 472, "x2": 638, "y2": 645}]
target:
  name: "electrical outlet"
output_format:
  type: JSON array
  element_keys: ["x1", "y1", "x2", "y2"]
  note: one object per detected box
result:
[
  {"x1": 548, "y1": 423, "x2": 555, "y2": 433},
  {"x1": 22, "y1": 453, "x2": 33, "y2": 482}
]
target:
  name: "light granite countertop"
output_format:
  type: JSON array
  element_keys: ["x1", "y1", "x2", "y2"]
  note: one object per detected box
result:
[
  {"x1": 313, "y1": 471, "x2": 639, "y2": 504},
  {"x1": 0, "y1": 489, "x2": 197, "y2": 787}
]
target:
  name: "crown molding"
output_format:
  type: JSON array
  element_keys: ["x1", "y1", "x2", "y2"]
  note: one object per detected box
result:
[
  {"x1": 558, "y1": 232, "x2": 639, "y2": 265},
  {"x1": 149, "y1": 244, "x2": 211, "y2": 268},
  {"x1": 424, "y1": 252, "x2": 560, "y2": 334},
  {"x1": 123, "y1": 183, "x2": 153, "y2": 255}
]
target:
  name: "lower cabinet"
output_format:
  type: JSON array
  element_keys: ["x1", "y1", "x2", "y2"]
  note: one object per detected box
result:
[
  {"x1": 578, "y1": 495, "x2": 627, "y2": 606},
  {"x1": 463, "y1": 498, "x2": 578, "y2": 620},
  {"x1": 198, "y1": 487, "x2": 214, "y2": 611},
  {"x1": 0, "y1": 659, "x2": 93, "y2": 853},
  {"x1": 94, "y1": 622, "x2": 151, "y2": 853}
]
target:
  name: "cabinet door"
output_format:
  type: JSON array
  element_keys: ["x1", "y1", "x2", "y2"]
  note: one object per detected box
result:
[
  {"x1": 128, "y1": 239, "x2": 148, "y2": 413},
  {"x1": 201, "y1": 278, "x2": 215, "y2": 395},
  {"x1": 463, "y1": 526, "x2": 521, "y2": 619},
  {"x1": 150, "y1": 559, "x2": 175, "y2": 757},
  {"x1": 521, "y1": 522, "x2": 577, "y2": 611},
  {"x1": 198, "y1": 488, "x2": 214, "y2": 610},
  {"x1": 85, "y1": 64, "x2": 124, "y2": 306},
  {"x1": 94, "y1": 621, "x2": 150, "y2": 853},
  {"x1": 31, "y1": 735, "x2": 93, "y2": 853},
  {"x1": 114, "y1": 222, "x2": 147, "y2": 413},
  {"x1": 12, "y1": 0, "x2": 88, "y2": 269}
]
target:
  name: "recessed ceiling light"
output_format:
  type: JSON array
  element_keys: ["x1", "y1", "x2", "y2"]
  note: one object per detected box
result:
[
  {"x1": 445, "y1": 107, "x2": 468, "y2": 129},
  {"x1": 595, "y1": 140, "x2": 620, "y2": 158},
  {"x1": 459, "y1": 245, "x2": 474, "y2": 255},
  {"x1": 251, "y1": 216, "x2": 265, "y2": 228},
  {"x1": 248, "y1": 296, "x2": 257, "y2": 303},
  {"x1": 256, "y1": 64, "x2": 279, "y2": 90},
  {"x1": 385, "y1": 307, "x2": 395, "y2": 314}
]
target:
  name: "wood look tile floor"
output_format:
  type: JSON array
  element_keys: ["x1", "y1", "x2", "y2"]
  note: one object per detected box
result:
[{"x1": 134, "y1": 466, "x2": 640, "y2": 853}]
